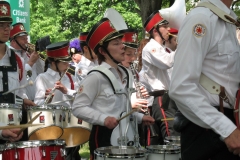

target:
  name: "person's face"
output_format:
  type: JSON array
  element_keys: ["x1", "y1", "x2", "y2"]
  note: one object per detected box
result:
[
  {"x1": 122, "y1": 47, "x2": 136, "y2": 67},
  {"x1": 168, "y1": 36, "x2": 178, "y2": 51},
  {"x1": 56, "y1": 61, "x2": 70, "y2": 73},
  {"x1": 158, "y1": 24, "x2": 170, "y2": 41},
  {"x1": 106, "y1": 37, "x2": 125, "y2": 62},
  {"x1": 14, "y1": 35, "x2": 28, "y2": 50},
  {"x1": 72, "y1": 53, "x2": 82, "y2": 64},
  {"x1": 0, "y1": 22, "x2": 11, "y2": 43}
]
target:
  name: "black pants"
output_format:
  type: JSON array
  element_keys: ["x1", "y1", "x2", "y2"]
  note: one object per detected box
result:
[
  {"x1": 89, "y1": 125, "x2": 113, "y2": 159},
  {"x1": 181, "y1": 108, "x2": 240, "y2": 160},
  {"x1": 65, "y1": 146, "x2": 81, "y2": 160},
  {"x1": 150, "y1": 96, "x2": 179, "y2": 145}
]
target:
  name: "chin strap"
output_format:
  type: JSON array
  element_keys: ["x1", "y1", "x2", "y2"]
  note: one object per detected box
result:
[
  {"x1": 101, "y1": 46, "x2": 120, "y2": 64},
  {"x1": 14, "y1": 38, "x2": 27, "y2": 51},
  {"x1": 87, "y1": 46, "x2": 94, "y2": 60}
]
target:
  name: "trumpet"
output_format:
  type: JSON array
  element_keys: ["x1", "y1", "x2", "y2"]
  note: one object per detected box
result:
[{"x1": 25, "y1": 43, "x2": 46, "y2": 61}]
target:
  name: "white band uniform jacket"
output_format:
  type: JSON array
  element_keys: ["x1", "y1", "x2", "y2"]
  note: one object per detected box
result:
[
  {"x1": 75, "y1": 55, "x2": 98, "y2": 84},
  {"x1": 34, "y1": 68, "x2": 78, "y2": 107},
  {"x1": 10, "y1": 46, "x2": 45, "y2": 100},
  {"x1": 169, "y1": 0, "x2": 240, "y2": 139},
  {"x1": 0, "y1": 46, "x2": 28, "y2": 139},
  {"x1": 72, "y1": 62, "x2": 144, "y2": 126},
  {"x1": 140, "y1": 38, "x2": 175, "y2": 91}
]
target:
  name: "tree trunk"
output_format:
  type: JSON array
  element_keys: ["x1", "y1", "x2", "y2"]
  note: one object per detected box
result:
[{"x1": 134, "y1": 0, "x2": 163, "y2": 28}]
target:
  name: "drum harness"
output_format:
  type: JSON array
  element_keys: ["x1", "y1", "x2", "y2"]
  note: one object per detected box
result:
[{"x1": 88, "y1": 65, "x2": 141, "y2": 147}]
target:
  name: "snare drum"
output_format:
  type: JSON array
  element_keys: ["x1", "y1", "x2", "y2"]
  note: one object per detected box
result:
[
  {"x1": 146, "y1": 145, "x2": 180, "y2": 160},
  {"x1": 0, "y1": 103, "x2": 22, "y2": 125},
  {"x1": 27, "y1": 105, "x2": 64, "y2": 140},
  {"x1": 60, "y1": 108, "x2": 92, "y2": 147},
  {"x1": 2, "y1": 139, "x2": 66, "y2": 160},
  {"x1": 94, "y1": 146, "x2": 146, "y2": 160},
  {"x1": 165, "y1": 136, "x2": 181, "y2": 147}
]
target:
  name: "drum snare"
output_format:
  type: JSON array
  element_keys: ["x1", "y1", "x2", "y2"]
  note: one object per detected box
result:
[
  {"x1": 0, "y1": 103, "x2": 22, "y2": 125},
  {"x1": 146, "y1": 145, "x2": 180, "y2": 160},
  {"x1": 27, "y1": 105, "x2": 64, "y2": 140},
  {"x1": 60, "y1": 108, "x2": 92, "y2": 147},
  {"x1": 94, "y1": 146, "x2": 146, "y2": 160}
]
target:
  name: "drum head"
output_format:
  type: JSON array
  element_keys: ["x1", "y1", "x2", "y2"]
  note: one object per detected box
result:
[
  {"x1": 95, "y1": 146, "x2": 145, "y2": 158},
  {"x1": 60, "y1": 127, "x2": 90, "y2": 148},
  {"x1": 29, "y1": 126, "x2": 63, "y2": 140}
]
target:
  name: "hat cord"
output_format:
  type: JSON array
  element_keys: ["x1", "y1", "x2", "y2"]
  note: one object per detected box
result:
[
  {"x1": 87, "y1": 46, "x2": 94, "y2": 60},
  {"x1": 156, "y1": 26, "x2": 167, "y2": 45}
]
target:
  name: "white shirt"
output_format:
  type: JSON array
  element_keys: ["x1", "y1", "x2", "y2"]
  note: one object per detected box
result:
[
  {"x1": 140, "y1": 38, "x2": 175, "y2": 91},
  {"x1": 169, "y1": 0, "x2": 240, "y2": 139},
  {"x1": 72, "y1": 62, "x2": 144, "y2": 126},
  {"x1": 34, "y1": 68, "x2": 77, "y2": 107},
  {"x1": 10, "y1": 46, "x2": 44, "y2": 100},
  {"x1": 0, "y1": 46, "x2": 27, "y2": 99},
  {"x1": 75, "y1": 56, "x2": 98, "y2": 84}
]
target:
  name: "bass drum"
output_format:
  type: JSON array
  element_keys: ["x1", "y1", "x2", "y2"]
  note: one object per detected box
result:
[
  {"x1": 94, "y1": 146, "x2": 146, "y2": 160},
  {"x1": 60, "y1": 108, "x2": 92, "y2": 147},
  {"x1": 2, "y1": 139, "x2": 66, "y2": 160},
  {"x1": 27, "y1": 105, "x2": 64, "y2": 140}
]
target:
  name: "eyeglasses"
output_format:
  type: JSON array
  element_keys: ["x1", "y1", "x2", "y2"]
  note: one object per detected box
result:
[{"x1": 0, "y1": 23, "x2": 12, "y2": 30}]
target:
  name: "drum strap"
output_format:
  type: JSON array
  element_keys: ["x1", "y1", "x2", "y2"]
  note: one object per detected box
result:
[
  {"x1": 88, "y1": 66, "x2": 131, "y2": 94},
  {"x1": 66, "y1": 72, "x2": 74, "y2": 90}
]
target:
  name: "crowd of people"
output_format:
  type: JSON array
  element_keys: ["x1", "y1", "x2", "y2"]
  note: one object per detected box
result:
[{"x1": 0, "y1": 0, "x2": 240, "y2": 160}]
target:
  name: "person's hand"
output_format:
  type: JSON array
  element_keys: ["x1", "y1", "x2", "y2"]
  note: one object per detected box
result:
[
  {"x1": 224, "y1": 129, "x2": 240, "y2": 155},
  {"x1": 45, "y1": 89, "x2": 54, "y2": 103},
  {"x1": 28, "y1": 51, "x2": 39, "y2": 67},
  {"x1": 138, "y1": 86, "x2": 149, "y2": 99},
  {"x1": 23, "y1": 99, "x2": 36, "y2": 109},
  {"x1": 104, "y1": 117, "x2": 119, "y2": 129},
  {"x1": 131, "y1": 98, "x2": 148, "y2": 112},
  {"x1": 142, "y1": 115, "x2": 155, "y2": 126},
  {"x1": 2, "y1": 128, "x2": 23, "y2": 142},
  {"x1": 55, "y1": 81, "x2": 68, "y2": 94}
]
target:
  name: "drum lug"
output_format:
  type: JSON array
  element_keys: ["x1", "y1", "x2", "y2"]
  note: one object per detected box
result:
[
  {"x1": 18, "y1": 110, "x2": 22, "y2": 122},
  {"x1": 62, "y1": 110, "x2": 66, "y2": 122},
  {"x1": 68, "y1": 110, "x2": 71, "y2": 123},
  {"x1": 60, "y1": 147, "x2": 66, "y2": 157},
  {"x1": 28, "y1": 111, "x2": 32, "y2": 120},
  {"x1": 14, "y1": 148, "x2": 18, "y2": 159},
  {"x1": 42, "y1": 146, "x2": 46, "y2": 157},
  {"x1": 52, "y1": 110, "x2": 56, "y2": 125}
]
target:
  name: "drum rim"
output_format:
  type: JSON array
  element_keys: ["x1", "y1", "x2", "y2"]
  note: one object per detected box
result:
[
  {"x1": 94, "y1": 146, "x2": 146, "y2": 158},
  {"x1": 28, "y1": 105, "x2": 67, "y2": 110},
  {"x1": 165, "y1": 136, "x2": 180, "y2": 141},
  {"x1": 146, "y1": 145, "x2": 180, "y2": 154},
  {"x1": 5, "y1": 139, "x2": 66, "y2": 149},
  {"x1": 0, "y1": 103, "x2": 21, "y2": 108}
]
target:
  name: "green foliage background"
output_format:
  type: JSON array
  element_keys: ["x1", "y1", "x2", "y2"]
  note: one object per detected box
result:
[{"x1": 29, "y1": 0, "x2": 240, "y2": 44}]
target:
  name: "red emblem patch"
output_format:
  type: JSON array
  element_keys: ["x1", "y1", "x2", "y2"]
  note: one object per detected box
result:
[
  {"x1": 40, "y1": 116, "x2": 45, "y2": 123},
  {"x1": 193, "y1": 24, "x2": 206, "y2": 37},
  {"x1": 8, "y1": 114, "x2": 14, "y2": 122}
]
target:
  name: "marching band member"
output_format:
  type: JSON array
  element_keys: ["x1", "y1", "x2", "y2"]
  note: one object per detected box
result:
[
  {"x1": 10, "y1": 23, "x2": 44, "y2": 101},
  {"x1": 72, "y1": 18, "x2": 154, "y2": 160},
  {"x1": 0, "y1": 1, "x2": 35, "y2": 142},
  {"x1": 75, "y1": 32, "x2": 98, "y2": 84},
  {"x1": 169, "y1": 0, "x2": 240, "y2": 159},
  {"x1": 34, "y1": 41, "x2": 77, "y2": 106},
  {"x1": 165, "y1": 28, "x2": 178, "y2": 79},
  {"x1": 140, "y1": 11, "x2": 178, "y2": 145}
]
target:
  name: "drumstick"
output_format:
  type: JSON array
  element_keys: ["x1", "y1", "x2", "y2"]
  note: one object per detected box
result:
[
  {"x1": 0, "y1": 124, "x2": 44, "y2": 130},
  {"x1": 161, "y1": 118, "x2": 174, "y2": 121},
  {"x1": 2, "y1": 80, "x2": 34, "y2": 95},
  {"x1": 16, "y1": 112, "x2": 42, "y2": 136},
  {"x1": 117, "y1": 109, "x2": 138, "y2": 122}
]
